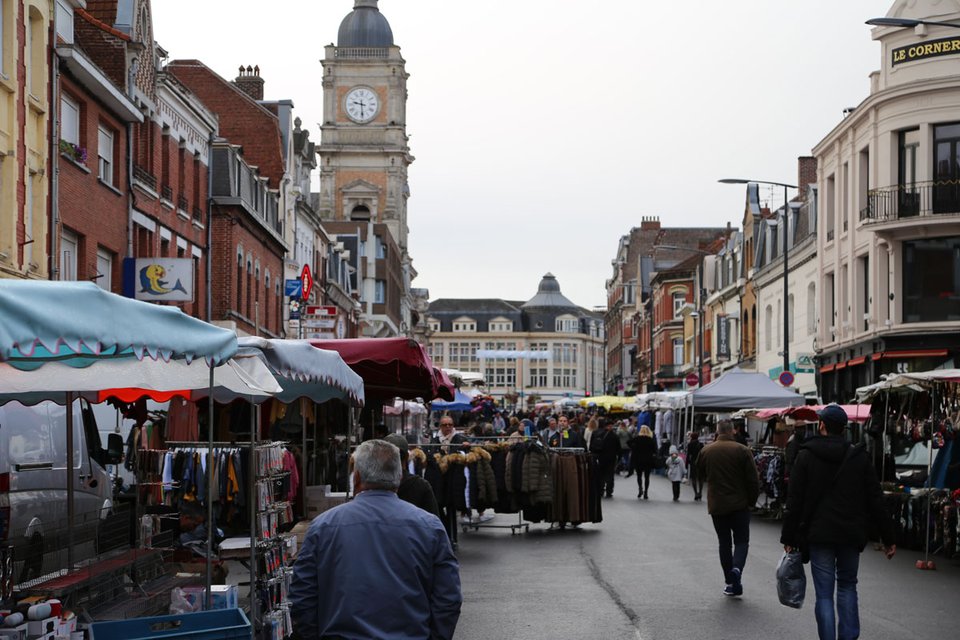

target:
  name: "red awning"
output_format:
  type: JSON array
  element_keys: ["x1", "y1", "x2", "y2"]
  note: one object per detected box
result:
[
  {"x1": 309, "y1": 338, "x2": 455, "y2": 401},
  {"x1": 820, "y1": 364, "x2": 836, "y2": 373},
  {"x1": 847, "y1": 356, "x2": 867, "y2": 367},
  {"x1": 873, "y1": 349, "x2": 949, "y2": 360}
]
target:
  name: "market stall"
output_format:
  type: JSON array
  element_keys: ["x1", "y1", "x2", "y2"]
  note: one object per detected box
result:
[{"x1": 855, "y1": 369, "x2": 960, "y2": 567}]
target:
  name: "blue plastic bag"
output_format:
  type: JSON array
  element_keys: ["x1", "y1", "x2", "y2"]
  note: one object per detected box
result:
[{"x1": 776, "y1": 550, "x2": 807, "y2": 609}]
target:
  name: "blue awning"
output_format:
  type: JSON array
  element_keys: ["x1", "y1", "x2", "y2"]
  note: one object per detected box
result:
[{"x1": 0, "y1": 280, "x2": 237, "y2": 369}]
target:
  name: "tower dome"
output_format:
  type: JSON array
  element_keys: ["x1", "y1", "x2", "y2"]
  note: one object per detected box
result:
[
  {"x1": 521, "y1": 273, "x2": 578, "y2": 310},
  {"x1": 338, "y1": 0, "x2": 394, "y2": 48}
]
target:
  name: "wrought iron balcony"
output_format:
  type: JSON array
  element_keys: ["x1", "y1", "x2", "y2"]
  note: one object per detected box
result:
[
  {"x1": 655, "y1": 364, "x2": 684, "y2": 379},
  {"x1": 161, "y1": 184, "x2": 173, "y2": 202},
  {"x1": 133, "y1": 164, "x2": 156, "y2": 191},
  {"x1": 861, "y1": 180, "x2": 960, "y2": 224},
  {"x1": 193, "y1": 206, "x2": 203, "y2": 223},
  {"x1": 177, "y1": 194, "x2": 189, "y2": 212}
]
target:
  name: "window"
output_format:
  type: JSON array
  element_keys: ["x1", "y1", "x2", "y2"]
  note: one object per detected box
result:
[
  {"x1": 555, "y1": 316, "x2": 578, "y2": 333},
  {"x1": 858, "y1": 255, "x2": 870, "y2": 331},
  {"x1": 764, "y1": 305, "x2": 773, "y2": 351},
  {"x1": 825, "y1": 174, "x2": 836, "y2": 241},
  {"x1": 60, "y1": 229, "x2": 78, "y2": 280},
  {"x1": 672, "y1": 292, "x2": 687, "y2": 317},
  {"x1": 933, "y1": 123, "x2": 960, "y2": 215},
  {"x1": 452, "y1": 318, "x2": 476, "y2": 332},
  {"x1": 806, "y1": 283, "x2": 817, "y2": 336},
  {"x1": 375, "y1": 236, "x2": 386, "y2": 259},
  {"x1": 61, "y1": 95, "x2": 80, "y2": 147},
  {"x1": 95, "y1": 248, "x2": 112, "y2": 291},
  {"x1": 428, "y1": 320, "x2": 440, "y2": 333},
  {"x1": 903, "y1": 237, "x2": 960, "y2": 323},
  {"x1": 672, "y1": 337, "x2": 683, "y2": 364},
  {"x1": 374, "y1": 279, "x2": 385, "y2": 304},
  {"x1": 825, "y1": 273, "x2": 836, "y2": 330},
  {"x1": 55, "y1": 0, "x2": 73, "y2": 44},
  {"x1": 898, "y1": 129, "x2": 920, "y2": 217},
  {"x1": 488, "y1": 318, "x2": 513, "y2": 332},
  {"x1": 27, "y1": 6, "x2": 44, "y2": 98},
  {"x1": 98, "y1": 125, "x2": 114, "y2": 185}
]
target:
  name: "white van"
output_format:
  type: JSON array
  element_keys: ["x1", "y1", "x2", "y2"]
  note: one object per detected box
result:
[{"x1": 0, "y1": 398, "x2": 121, "y2": 586}]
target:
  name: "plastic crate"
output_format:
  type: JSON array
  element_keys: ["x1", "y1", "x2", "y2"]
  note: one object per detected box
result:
[{"x1": 88, "y1": 608, "x2": 250, "y2": 640}]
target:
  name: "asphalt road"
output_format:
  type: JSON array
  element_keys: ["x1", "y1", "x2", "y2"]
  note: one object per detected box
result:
[{"x1": 453, "y1": 473, "x2": 960, "y2": 640}]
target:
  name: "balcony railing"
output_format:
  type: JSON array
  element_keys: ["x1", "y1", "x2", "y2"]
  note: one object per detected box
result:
[
  {"x1": 335, "y1": 47, "x2": 388, "y2": 59},
  {"x1": 161, "y1": 184, "x2": 173, "y2": 202},
  {"x1": 861, "y1": 180, "x2": 960, "y2": 224},
  {"x1": 193, "y1": 206, "x2": 203, "y2": 223},
  {"x1": 655, "y1": 364, "x2": 684, "y2": 379},
  {"x1": 133, "y1": 164, "x2": 156, "y2": 190},
  {"x1": 177, "y1": 194, "x2": 189, "y2": 212}
]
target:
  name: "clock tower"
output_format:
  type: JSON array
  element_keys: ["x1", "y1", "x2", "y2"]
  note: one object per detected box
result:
[{"x1": 319, "y1": 0, "x2": 415, "y2": 337}]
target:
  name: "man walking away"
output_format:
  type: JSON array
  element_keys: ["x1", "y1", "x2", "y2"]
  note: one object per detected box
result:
[
  {"x1": 686, "y1": 430, "x2": 704, "y2": 501},
  {"x1": 591, "y1": 418, "x2": 621, "y2": 498},
  {"x1": 698, "y1": 420, "x2": 760, "y2": 597},
  {"x1": 290, "y1": 440, "x2": 462, "y2": 640},
  {"x1": 780, "y1": 404, "x2": 895, "y2": 640}
]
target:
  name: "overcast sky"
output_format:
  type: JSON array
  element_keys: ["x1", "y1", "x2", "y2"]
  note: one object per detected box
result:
[{"x1": 153, "y1": 0, "x2": 888, "y2": 310}]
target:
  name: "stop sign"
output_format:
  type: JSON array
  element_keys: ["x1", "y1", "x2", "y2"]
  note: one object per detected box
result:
[{"x1": 685, "y1": 373, "x2": 700, "y2": 387}]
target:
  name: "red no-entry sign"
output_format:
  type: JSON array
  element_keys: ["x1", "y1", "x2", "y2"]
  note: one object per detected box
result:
[
  {"x1": 300, "y1": 264, "x2": 313, "y2": 301},
  {"x1": 685, "y1": 373, "x2": 700, "y2": 387}
]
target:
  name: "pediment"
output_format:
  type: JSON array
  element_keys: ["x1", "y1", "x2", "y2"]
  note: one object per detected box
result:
[{"x1": 342, "y1": 179, "x2": 381, "y2": 196}]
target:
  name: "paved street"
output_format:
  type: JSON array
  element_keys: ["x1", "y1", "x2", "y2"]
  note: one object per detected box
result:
[{"x1": 455, "y1": 474, "x2": 960, "y2": 640}]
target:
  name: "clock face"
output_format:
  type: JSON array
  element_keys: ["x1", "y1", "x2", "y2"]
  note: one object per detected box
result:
[{"x1": 344, "y1": 87, "x2": 379, "y2": 123}]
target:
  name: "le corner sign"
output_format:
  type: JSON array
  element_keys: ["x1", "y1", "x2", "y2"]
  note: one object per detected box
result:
[{"x1": 892, "y1": 36, "x2": 960, "y2": 66}]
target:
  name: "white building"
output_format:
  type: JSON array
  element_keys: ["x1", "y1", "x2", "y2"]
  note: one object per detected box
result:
[{"x1": 815, "y1": 0, "x2": 960, "y2": 401}]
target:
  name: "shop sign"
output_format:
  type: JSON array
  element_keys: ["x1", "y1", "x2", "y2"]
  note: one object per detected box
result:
[
  {"x1": 796, "y1": 353, "x2": 815, "y2": 374},
  {"x1": 892, "y1": 36, "x2": 960, "y2": 66},
  {"x1": 717, "y1": 315, "x2": 730, "y2": 360},
  {"x1": 125, "y1": 257, "x2": 194, "y2": 302}
]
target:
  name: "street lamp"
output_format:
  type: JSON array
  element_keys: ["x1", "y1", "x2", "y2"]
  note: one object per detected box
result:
[
  {"x1": 866, "y1": 17, "x2": 960, "y2": 29},
  {"x1": 718, "y1": 178, "x2": 797, "y2": 378}
]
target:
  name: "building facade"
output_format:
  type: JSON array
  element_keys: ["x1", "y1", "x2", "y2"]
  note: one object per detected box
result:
[
  {"x1": 0, "y1": 0, "x2": 53, "y2": 282},
  {"x1": 816, "y1": 0, "x2": 960, "y2": 401},
  {"x1": 703, "y1": 231, "x2": 744, "y2": 381},
  {"x1": 315, "y1": 0, "x2": 416, "y2": 337},
  {"x1": 428, "y1": 274, "x2": 604, "y2": 406}
]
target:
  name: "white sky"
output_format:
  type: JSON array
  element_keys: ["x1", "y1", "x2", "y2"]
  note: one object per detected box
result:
[{"x1": 153, "y1": 0, "x2": 889, "y2": 309}]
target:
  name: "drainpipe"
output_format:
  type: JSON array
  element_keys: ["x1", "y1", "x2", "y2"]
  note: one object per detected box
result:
[
  {"x1": 206, "y1": 134, "x2": 214, "y2": 321},
  {"x1": 126, "y1": 59, "x2": 138, "y2": 259},
  {"x1": 50, "y1": 14, "x2": 60, "y2": 279}
]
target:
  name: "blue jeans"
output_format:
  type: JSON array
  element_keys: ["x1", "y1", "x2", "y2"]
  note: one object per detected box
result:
[
  {"x1": 808, "y1": 544, "x2": 860, "y2": 640},
  {"x1": 710, "y1": 509, "x2": 750, "y2": 584}
]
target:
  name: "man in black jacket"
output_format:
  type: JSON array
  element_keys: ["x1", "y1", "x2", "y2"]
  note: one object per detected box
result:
[
  {"x1": 590, "y1": 418, "x2": 621, "y2": 498},
  {"x1": 780, "y1": 404, "x2": 896, "y2": 640}
]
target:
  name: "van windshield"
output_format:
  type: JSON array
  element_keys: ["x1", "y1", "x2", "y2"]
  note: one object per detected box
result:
[{"x1": 0, "y1": 401, "x2": 83, "y2": 468}]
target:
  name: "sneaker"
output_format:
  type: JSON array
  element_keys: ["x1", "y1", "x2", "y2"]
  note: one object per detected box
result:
[
  {"x1": 478, "y1": 513, "x2": 495, "y2": 523},
  {"x1": 459, "y1": 515, "x2": 472, "y2": 525},
  {"x1": 723, "y1": 583, "x2": 743, "y2": 597},
  {"x1": 730, "y1": 567, "x2": 742, "y2": 589}
]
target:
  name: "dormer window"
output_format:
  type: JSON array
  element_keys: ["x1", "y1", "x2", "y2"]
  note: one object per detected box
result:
[
  {"x1": 555, "y1": 315, "x2": 579, "y2": 333},
  {"x1": 488, "y1": 317, "x2": 513, "y2": 332},
  {"x1": 452, "y1": 317, "x2": 476, "y2": 333}
]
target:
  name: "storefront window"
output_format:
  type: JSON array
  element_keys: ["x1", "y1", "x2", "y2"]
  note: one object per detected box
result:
[{"x1": 903, "y1": 236, "x2": 960, "y2": 322}]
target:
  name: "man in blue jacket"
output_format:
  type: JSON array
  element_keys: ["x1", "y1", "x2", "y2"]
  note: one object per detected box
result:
[{"x1": 290, "y1": 439, "x2": 462, "y2": 639}]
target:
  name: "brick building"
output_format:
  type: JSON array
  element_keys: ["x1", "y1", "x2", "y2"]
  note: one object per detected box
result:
[
  {"x1": 166, "y1": 60, "x2": 287, "y2": 336},
  {"x1": 54, "y1": 3, "x2": 142, "y2": 291}
]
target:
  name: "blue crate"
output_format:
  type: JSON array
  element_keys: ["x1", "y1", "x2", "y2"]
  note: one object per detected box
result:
[{"x1": 88, "y1": 608, "x2": 250, "y2": 640}]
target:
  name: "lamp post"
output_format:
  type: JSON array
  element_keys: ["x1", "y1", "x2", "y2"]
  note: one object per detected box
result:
[
  {"x1": 718, "y1": 178, "x2": 797, "y2": 378},
  {"x1": 866, "y1": 17, "x2": 960, "y2": 29}
]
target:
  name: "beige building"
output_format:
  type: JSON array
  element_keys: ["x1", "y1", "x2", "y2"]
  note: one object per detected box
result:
[
  {"x1": 1, "y1": 1, "x2": 53, "y2": 281},
  {"x1": 815, "y1": 0, "x2": 960, "y2": 401},
  {"x1": 427, "y1": 274, "x2": 605, "y2": 406}
]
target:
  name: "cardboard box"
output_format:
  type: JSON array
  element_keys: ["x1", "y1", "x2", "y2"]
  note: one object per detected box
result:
[
  {"x1": 0, "y1": 623, "x2": 27, "y2": 640},
  {"x1": 57, "y1": 616, "x2": 77, "y2": 636},
  {"x1": 27, "y1": 616, "x2": 58, "y2": 636},
  {"x1": 208, "y1": 585, "x2": 238, "y2": 610}
]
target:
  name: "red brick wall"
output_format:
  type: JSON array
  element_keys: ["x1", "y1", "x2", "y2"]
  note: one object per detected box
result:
[
  {"x1": 57, "y1": 75, "x2": 129, "y2": 290},
  {"x1": 166, "y1": 61, "x2": 285, "y2": 188},
  {"x1": 210, "y1": 204, "x2": 284, "y2": 336}
]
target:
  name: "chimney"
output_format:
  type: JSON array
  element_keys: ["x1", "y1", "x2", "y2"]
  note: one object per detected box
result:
[
  {"x1": 797, "y1": 156, "x2": 817, "y2": 202},
  {"x1": 234, "y1": 65, "x2": 264, "y2": 101},
  {"x1": 640, "y1": 215, "x2": 661, "y2": 231}
]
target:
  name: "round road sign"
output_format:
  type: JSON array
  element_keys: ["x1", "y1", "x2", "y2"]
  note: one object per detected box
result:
[
  {"x1": 779, "y1": 371, "x2": 795, "y2": 387},
  {"x1": 685, "y1": 373, "x2": 700, "y2": 387}
]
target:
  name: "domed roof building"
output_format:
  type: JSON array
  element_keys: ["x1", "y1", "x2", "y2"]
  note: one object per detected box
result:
[
  {"x1": 338, "y1": 0, "x2": 394, "y2": 48},
  {"x1": 425, "y1": 274, "x2": 605, "y2": 404}
]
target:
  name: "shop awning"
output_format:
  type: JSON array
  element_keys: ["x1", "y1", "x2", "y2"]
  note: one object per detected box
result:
[
  {"x1": 691, "y1": 367, "x2": 804, "y2": 412},
  {"x1": 237, "y1": 337, "x2": 364, "y2": 406},
  {"x1": 309, "y1": 338, "x2": 455, "y2": 401}
]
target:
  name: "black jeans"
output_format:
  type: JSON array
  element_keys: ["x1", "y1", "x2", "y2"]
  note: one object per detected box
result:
[
  {"x1": 711, "y1": 509, "x2": 751, "y2": 584},
  {"x1": 636, "y1": 468, "x2": 651, "y2": 495},
  {"x1": 689, "y1": 463, "x2": 704, "y2": 497},
  {"x1": 600, "y1": 461, "x2": 616, "y2": 496},
  {"x1": 671, "y1": 481, "x2": 681, "y2": 500}
]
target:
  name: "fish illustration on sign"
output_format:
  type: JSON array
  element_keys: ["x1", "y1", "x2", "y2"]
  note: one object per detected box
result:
[{"x1": 139, "y1": 264, "x2": 187, "y2": 296}]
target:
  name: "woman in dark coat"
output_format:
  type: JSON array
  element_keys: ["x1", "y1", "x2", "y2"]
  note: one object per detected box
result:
[{"x1": 629, "y1": 426, "x2": 658, "y2": 499}]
